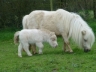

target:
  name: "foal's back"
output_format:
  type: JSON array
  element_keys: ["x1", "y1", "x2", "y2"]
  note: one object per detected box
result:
[
  {"x1": 20, "y1": 29, "x2": 40, "y2": 35},
  {"x1": 19, "y1": 29, "x2": 43, "y2": 43}
]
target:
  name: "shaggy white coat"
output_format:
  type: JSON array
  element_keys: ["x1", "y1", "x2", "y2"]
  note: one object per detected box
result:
[
  {"x1": 22, "y1": 9, "x2": 95, "y2": 52},
  {"x1": 14, "y1": 29, "x2": 58, "y2": 57}
]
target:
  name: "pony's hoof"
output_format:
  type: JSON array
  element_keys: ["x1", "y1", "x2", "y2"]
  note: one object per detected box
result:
[
  {"x1": 69, "y1": 50, "x2": 73, "y2": 53},
  {"x1": 69, "y1": 51, "x2": 74, "y2": 54},
  {"x1": 64, "y1": 50, "x2": 69, "y2": 52},
  {"x1": 64, "y1": 50, "x2": 73, "y2": 53}
]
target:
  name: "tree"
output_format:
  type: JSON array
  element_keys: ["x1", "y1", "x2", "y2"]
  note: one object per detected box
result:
[
  {"x1": 50, "y1": 0, "x2": 53, "y2": 11},
  {"x1": 93, "y1": 0, "x2": 96, "y2": 19}
]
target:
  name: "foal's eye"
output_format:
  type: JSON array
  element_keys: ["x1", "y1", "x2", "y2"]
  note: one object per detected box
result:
[{"x1": 52, "y1": 38, "x2": 55, "y2": 41}]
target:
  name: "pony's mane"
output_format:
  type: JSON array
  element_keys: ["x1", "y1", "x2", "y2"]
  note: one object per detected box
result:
[{"x1": 69, "y1": 13, "x2": 94, "y2": 48}]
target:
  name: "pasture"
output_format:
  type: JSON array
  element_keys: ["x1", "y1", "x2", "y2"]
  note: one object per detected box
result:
[{"x1": 0, "y1": 19, "x2": 96, "y2": 72}]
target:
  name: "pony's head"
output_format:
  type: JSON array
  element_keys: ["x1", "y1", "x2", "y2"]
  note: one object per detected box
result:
[
  {"x1": 81, "y1": 29, "x2": 95, "y2": 52},
  {"x1": 48, "y1": 32, "x2": 58, "y2": 48},
  {"x1": 69, "y1": 13, "x2": 95, "y2": 52}
]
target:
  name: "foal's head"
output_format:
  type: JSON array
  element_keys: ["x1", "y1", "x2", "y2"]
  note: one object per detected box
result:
[{"x1": 48, "y1": 32, "x2": 58, "y2": 48}]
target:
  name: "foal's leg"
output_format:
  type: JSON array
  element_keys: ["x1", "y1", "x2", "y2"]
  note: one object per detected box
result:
[
  {"x1": 18, "y1": 43, "x2": 23, "y2": 57},
  {"x1": 36, "y1": 42, "x2": 44, "y2": 54},
  {"x1": 62, "y1": 33, "x2": 73, "y2": 53},
  {"x1": 23, "y1": 43, "x2": 32, "y2": 56}
]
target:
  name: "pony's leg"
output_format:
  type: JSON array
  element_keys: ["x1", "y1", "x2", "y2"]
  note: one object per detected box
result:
[
  {"x1": 32, "y1": 44, "x2": 37, "y2": 54},
  {"x1": 36, "y1": 42, "x2": 44, "y2": 54},
  {"x1": 63, "y1": 41, "x2": 72, "y2": 52},
  {"x1": 18, "y1": 43, "x2": 23, "y2": 57},
  {"x1": 23, "y1": 43, "x2": 32, "y2": 56},
  {"x1": 65, "y1": 42, "x2": 73, "y2": 53},
  {"x1": 29, "y1": 44, "x2": 37, "y2": 54},
  {"x1": 62, "y1": 38, "x2": 68, "y2": 52},
  {"x1": 62, "y1": 33, "x2": 73, "y2": 53}
]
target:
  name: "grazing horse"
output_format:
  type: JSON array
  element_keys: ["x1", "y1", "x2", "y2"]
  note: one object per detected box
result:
[
  {"x1": 22, "y1": 9, "x2": 95, "y2": 53},
  {"x1": 14, "y1": 29, "x2": 58, "y2": 57}
]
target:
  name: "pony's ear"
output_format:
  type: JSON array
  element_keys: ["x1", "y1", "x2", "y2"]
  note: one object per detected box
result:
[{"x1": 82, "y1": 30, "x2": 86, "y2": 35}]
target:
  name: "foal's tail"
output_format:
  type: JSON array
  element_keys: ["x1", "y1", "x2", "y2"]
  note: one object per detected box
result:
[{"x1": 14, "y1": 31, "x2": 20, "y2": 44}]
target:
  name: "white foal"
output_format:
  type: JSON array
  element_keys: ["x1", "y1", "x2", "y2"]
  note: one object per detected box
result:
[{"x1": 14, "y1": 29, "x2": 58, "y2": 57}]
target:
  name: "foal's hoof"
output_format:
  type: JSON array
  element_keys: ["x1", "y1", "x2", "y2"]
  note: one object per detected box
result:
[
  {"x1": 39, "y1": 52, "x2": 43, "y2": 54},
  {"x1": 18, "y1": 55, "x2": 22, "y2": 57},
  {"x1": 28, "y1": 54, "x2": 32, "y2": 56}
]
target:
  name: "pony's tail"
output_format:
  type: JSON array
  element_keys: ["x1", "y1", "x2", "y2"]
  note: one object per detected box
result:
[
  {"x1": 14, "y1": 31, "x2": 20, "y2": 44},
  {"x1": 22, "y1": 15, "x2": 29, "y2": 29}
]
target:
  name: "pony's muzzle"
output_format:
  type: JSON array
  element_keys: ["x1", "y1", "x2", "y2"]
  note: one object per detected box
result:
[
  {"x1": 84, "y1": 49, "x2": 91, "y2": 52},
  {"x1": 54, "y1": 44, "x2": 58, "y2": 48}
]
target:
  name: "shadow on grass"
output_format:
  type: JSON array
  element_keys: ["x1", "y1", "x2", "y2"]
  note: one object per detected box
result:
[{"x1": 42, "y1": 48, "x2": 94, "y2": 56}]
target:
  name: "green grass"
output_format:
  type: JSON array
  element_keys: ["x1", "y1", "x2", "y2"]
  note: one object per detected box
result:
[{"x1": 0, "y1": 19, "x2": 96, "y2": 72}]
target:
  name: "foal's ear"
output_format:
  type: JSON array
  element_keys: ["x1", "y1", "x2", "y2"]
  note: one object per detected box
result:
[
  {"x1": 82, "y1": 30, "x2": 86, "y2": 35},
  {"x1": 50, "y1": 32, "x2": 55, "y2": 36}
]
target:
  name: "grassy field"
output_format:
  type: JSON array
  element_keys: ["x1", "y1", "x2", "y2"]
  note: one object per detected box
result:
[{"x1": 0, "y1": 19, "x2": 96, "y2": 72}]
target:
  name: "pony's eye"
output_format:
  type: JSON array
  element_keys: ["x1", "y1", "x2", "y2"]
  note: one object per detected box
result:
[{"x1": 84, "y1": 39, "x2": 87, "y2": 42}]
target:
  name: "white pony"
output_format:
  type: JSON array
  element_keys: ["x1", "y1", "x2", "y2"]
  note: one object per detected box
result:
[
  {"x1": 14, "y1": 29, "x2": 58, "y2": 57},
  {"x1": 22, "y1": 9, "x2": 95, "y2": 53}
]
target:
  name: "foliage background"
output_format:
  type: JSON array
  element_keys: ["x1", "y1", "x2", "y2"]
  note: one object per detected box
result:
[{"x1": 0, "y1": 0, "x2": 96, "y2": 29}]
